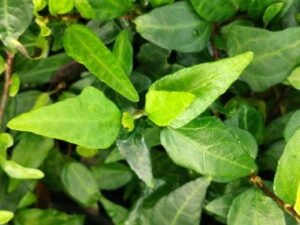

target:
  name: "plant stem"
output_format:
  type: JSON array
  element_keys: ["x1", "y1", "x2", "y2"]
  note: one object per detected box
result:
[
  {"x1": 250, "y1": 175, "x2": 300, "y2": 223},
  {"x1": 0, "y1": 52, "x2": 14, "y2": 125},
  {"x1": 211, "y1": 23, "x2": 220, "y2": 60}
]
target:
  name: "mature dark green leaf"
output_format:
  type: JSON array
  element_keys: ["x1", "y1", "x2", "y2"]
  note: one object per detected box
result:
[
  {"x1": 161, "y1": 117, "x2": 257, "y2": 181},
  {"x1": 117, "y1": 135, "x2": 154, "y2": 187},
  {"x1": 91, "y1": 163, "x2": 133, "y2": 190},
  {"x1": 228, "y1": 189, "x2": 286, "y2": 225},
  {"x1": 64, "y1": 24, "x2": 139, "y2": 102},
  {"x1": 226, "y1": 25, "x2": 300, "y2": 91},
  {"x1": 263, "y1": 2, "x2": 284, "y2": 26},
  {"x1": 134, "y1": 2, "x2": 211, "y2": 53},
  {"x1": 0, "y1": 0, "x2": 33, "y2": 44},
  {"x1": 88, "y1": 0, "x2": 133, "y2": 20},
  {"x1": 143, "y1": 177, "x2": 211, "y2": 225},
  {"x1": 61, "y1": 162, "x2": 101, "y2": 206},
  {"x1": 191, "y1": 0, "x2": 239, "y2": 22},
  {"x1": 149, "y1": 52, "x2": 253, "y2": 128},
  {"x1": 8, "y1": 87, "x2": 121, "y2": 149},
  {"x1": 274, "y1": 129, "x2": 300, "y2": 204}
]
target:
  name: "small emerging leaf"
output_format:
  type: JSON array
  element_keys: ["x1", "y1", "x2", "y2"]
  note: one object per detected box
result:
[
  {"x1": 2, "y1": 160, "x2": 44, "y2": 179},
  {"x1": 0, "y1": 210, "x2": 14, "y2": 225}
]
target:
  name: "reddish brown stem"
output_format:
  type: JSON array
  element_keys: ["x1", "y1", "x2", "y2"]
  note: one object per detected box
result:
[
  {"x1": 211, "y1": 23, "x2": 220, "y2": 60},
  {"x1": 250, "y1": 175, "x2": 300, "y2": 223},
  {"x1": 0, "y1": 52, "x2": 14, "y2": 125}
]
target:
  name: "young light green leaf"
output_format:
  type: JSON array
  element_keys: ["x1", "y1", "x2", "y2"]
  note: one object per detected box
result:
[
  {"x1": 150, "y1": 52, "x2": 253, "y2": 128},
  {"x1": 117, "y1": 135, "x2": 154, "y2": 188},
  {"x1": 0, "y1": 0, "x2": 33, "y2": 43},
  {"x1": 9, "y1": 74, "x2": 20, "y2": 97},
  {"x1": 134, "y1": 2, "x2": 211, "y2": 53},
  {"x1": 226, "y1": 26, "x2": 300, "y2": 91},
  {"x1": 48, "y1": 0, "x2": 74, "y2": 15},
  {"x1": 122, "y1": 112, "x2": 135, "y2": 132},
  {"x1": 0, "y1": 55, "x2": 5, "y2": 74},
  {"x1": 61, "y1": 162, "x2": 101, "y2": 206},
  {"x1": 284, "y1": 109, "x2": 300, "y2": 141},
  {"x1": 287, "y1": 66, "x2": 300, "y2": 90},
  {"x1": 64, "y1": 24, "x2": 139, "y2": 102},
  {"x1": 88, "y1": 0, "x2": 133, "y2": 20},
  {"x1": 33, "y1": 0, "x2": 46, "y2": 13},
  {"x1": 74, "y1": 0, "x2": 96, "y2": 19},
  {"x1": 32, "y1": 93, "x2": 51, "y2": 109},
  {"x1": 113, "y1": 30, "x2": 133, "y2": 76},
  {"x1": 143, "y1": 177, "x2": 211, "y2": 225},
  {"x1": 0, "y1": 133, "x2": 13, "y2": 163},
  {"x1": 150, "y1": 0, "x2": 174, "y2": 7},
  {"x1": 2, "y1": 160, "x2": 44, "y2": 179},
  {"x1": 8, "y1": 87, "x2": 121, "y2": 149},
  {"x1": 161, "y1": 117, "x2": 257, "y2": 181},
  {"x1": 0, "y1": 210, "x2": 14, "y2": 225},
  {"x1": 274, "y1": 129, "x2": 300, "y2": 205},
  {"x1": 228, "y1": 189, "x2": 286, "y2": 225},
  {"x1": 76, "y1": 146, "x2": 98, "y2": 158},
  {"x1": 145, "y1": 90, "x2": 195, "y2": 127},
  {"x1": 263, "y1": 2, "x2": 284, "y2": 27},
  {"x1": 295, "y1": 183, "x2": 300, "y2": 215},
  {"x1": 191, "y1": 0, "x2": 239, "y2": 22}
]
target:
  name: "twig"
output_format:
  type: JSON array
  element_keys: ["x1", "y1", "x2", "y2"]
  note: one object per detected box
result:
[
  {"x1": 250, "y1": 175, "x2": 300, "y2": 223},
  {"x1": 0, "y1": 52, "x2": 14, "y2": 125},
  {"x1": 211, "y1": 23, "x2": 220, "y2": 60}
]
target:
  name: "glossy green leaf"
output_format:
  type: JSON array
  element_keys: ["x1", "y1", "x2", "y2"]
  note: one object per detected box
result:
[
  {"x1": 74, "y1": 0, "x2": 96, "y2": 19},
  {"x1": 13, "y1": 208, "x2": 84, "y2": 225},
  {"x1": 191, "y1": 0, "x2": 239, "y2": 22},
  {"x1": 134, "y1": 2, "x2": 211, "y2": 53},
  {"x1": 8, "y1": 87, "x2": 121, "y2": 149},
  {"x1": 2, "y1": 160, "x2": 44, "y2": 179},
  {"x1": 287, "y1": 66, "x2": 300, "y2": 90},
  {"x1": 91, "y1": 163, "x2": 132, "y2": 190},
  {"x1": 284, "y1": 109, "x2": 300, "y2": 140},
  {"x1": 228, "y1": 189, "x2": 286, "y2": 225},
  {"x1": 88, "y1": 0, "x2": 133, "y2": 20},
  {"x1": 8, "y1": 74, "x2": 20, "y2": 97},
  {"x1": 263, "y1": 2, "x2": 284, "y2": 27},
  {"x1": 295, "y1": 184, "x2": 300, "y2": 215},
  {"x1": 145, "y1": 90, "x2": 195, "y2": 127},
  {"x1": 161, "y1": 117, "x2": 257, "y2": 181},
  {"x1": 150, "y1": 0, "x2": 174, "y2": 7},
  {"x1": 143, "y1": 177, "x2": 211, "y2": 225},
  {"x1": 64, "y1": 24, "x2": 139, "y2": 102},
  {"x1": 117, "y1": 135, "x2": 154, "y2": 187},
  {"x1": 0, "y1": 0, "x2": 33, "y2": 43},
  {"x1": 274, "y1": 129, "x2": 300, "y2": 204},
  {"x1": 150, "y1": 52, "x2": 253, "y2": 128},
  {"x1": 0, "y1": 210, "x2": 14, "y2": 225},
  {"x1": 49, "y1": 0, "x2": 74, "y2": 15},
  {"x1": 61, "y1": 162, "x2": 101, "y2": 206},
  {"x1": 226, "y1": 26, "x2": 300, "y2": 91},
  {"x1": 113, "y1": 30, "x2": 133, "y2": 76}
]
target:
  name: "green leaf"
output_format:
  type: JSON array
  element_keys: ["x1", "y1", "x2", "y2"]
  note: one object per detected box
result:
[
  {"x1": 74, "y1": 0, "x2": 96, "y2": 19},
  {"x1": 134, "y1": 2, "x2": 211, "y2": 53},
  {"x1": 0, "y1": 210, "x2": 14, "y2": 225},
  {"x1": 143, "y1": 177, "x2": 211, "y2": 225},
  {"x1": 191, "y1": 0, "x2": 239, "y2": 22},
  {"x1": 91, "y1": 163, "x2": 132, "y2": 190},
  {"x1": 226, "y1": 25, "x2": 300, "y2": 91},
  {"x1": 2, "y1": 160, "x2": 44, "y2": 179},
  {"x1": 0, "y1": 0, "x2": 33, "y2": 43},
  {"x1": 8, "y1": 74, "x2": 20, "y2": 97},
  {"x1": 0, "y1": 133, "x2": 13, "y2": 163},
  {"x1": 61, "y1": 162, "x2": 101, "y2": 206},
  {"x1": 161, "y1": 117, "x2": 257, "y2": 181},
  {"x1": 150, "y1": 0, "x2": 174, "y2": 7},
  {"x1": 274, "y1": 129, "x2": 300, "y2": 204},
  {"x1": 284, "y1": 109, "x2": 300, "y2": 141},
  {"x1": 122, "y1": 112, "x2": 135, "y2": 132},
  {"x1": 295, "y1": 183, "x2": 300, "y2": 215},
  {"x1": 150, "y1": 52, "x2": 253, "y2": 128},
  {"x1": 263, "y1": 2, "x2": 284, "y2": 27},
  {"x1": 8, "y1": 87, "x2": 121, "y2": 149},
  {"x1": 145, "y1": 90, "x2": 195, "y2": 127},
  {"x1": 99, "y1": 195, "x2": 129, "y2": 225},
  {"x1": 287, "y1": 66, "x2": 300, "y2": 90},
  {"x1": 113, "y1": 30, "x2": 133, "y2": 76},
  {"x1": 88, "y1": 0, "x2": 133, "y2": 20},
  {"x1": 228, "y1": 189, "x2": 286, "y2": 225},
  {"x1": 117, "y1": 134, "x2": 154, "y2": 187},
  {"x1": 76, "y1": 146, "x2": 98, "y2": 158},
  {"x1": 49, "y1": 0, "x2": 74, "y2": 15},
  {"x1": 64, "y1": 24, "x2": 139, "y2": 102}
]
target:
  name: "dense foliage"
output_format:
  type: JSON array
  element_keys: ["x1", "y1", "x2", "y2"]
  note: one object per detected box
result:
[{"x1": 0, "y1": 0, "x2": 300, "y2": 225}]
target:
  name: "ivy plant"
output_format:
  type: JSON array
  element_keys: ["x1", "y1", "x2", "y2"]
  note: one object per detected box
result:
[{"x1": 0, "y1": 0, "x2": 300, "y2": 225}]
